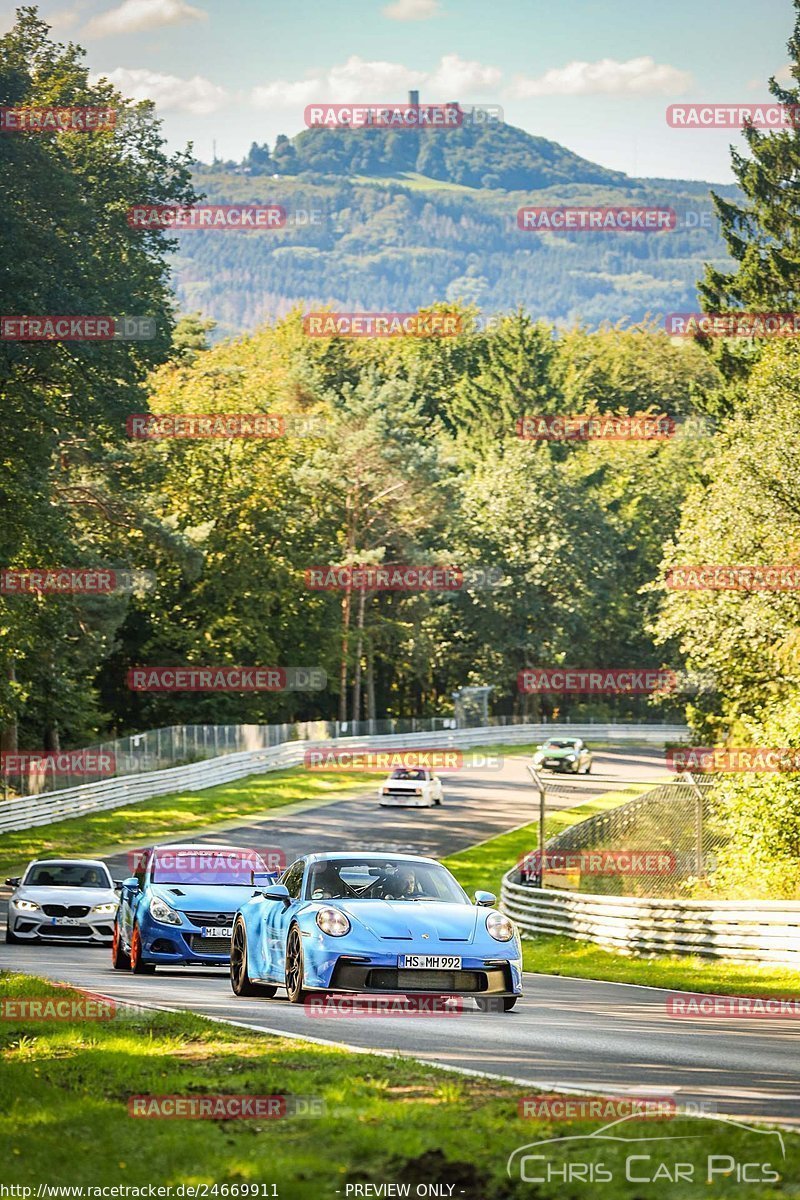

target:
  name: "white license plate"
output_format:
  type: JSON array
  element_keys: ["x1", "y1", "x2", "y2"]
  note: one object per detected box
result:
[
  {"x1": 51, "y1": 917, "x2": 83, "y2": 926},
  {"x1": 399, "y1": 955, "x2": 462, "y2": 970},
  {"x1": 201, "y1": 926, "x2": 232, "y2": 938}
]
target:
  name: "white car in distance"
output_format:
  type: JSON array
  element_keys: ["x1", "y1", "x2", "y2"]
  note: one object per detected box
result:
[{"x1": 378, "y1": 767, "x2": 444, "y2": 808}]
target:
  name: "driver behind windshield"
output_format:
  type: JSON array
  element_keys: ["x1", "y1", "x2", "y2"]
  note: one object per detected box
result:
[
  {"x1": 382, "y1": 865, "x2": 419, "y2": 899},
  {"x1": 309, "y1": 862, "x2": 344, "y2": 899}
]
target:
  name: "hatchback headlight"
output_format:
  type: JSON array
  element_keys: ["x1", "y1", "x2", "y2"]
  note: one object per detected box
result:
[
  {"x1": 14, "y1": 899, "x2": 40, "y2": 912},
  {"x1": 91, "y1": 902, "x2": 118, "y2": 914},
  {"x1": 316, "y1": 907, "x2": 350, "y2": 936},
  {"x1": 149, "y1": 896, "x2": 182, "y2": 926},
  {"x1": 486, "y1": 911, "x2": 515, "y2": 942}
]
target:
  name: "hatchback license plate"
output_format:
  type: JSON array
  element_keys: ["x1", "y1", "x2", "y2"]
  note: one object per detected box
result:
[
  {"x1": 399, "y1": 955, "x2": 462, "y2": 969},
  {"x1": 201, "y1": 926, "x2": 232, "y2": 938}
]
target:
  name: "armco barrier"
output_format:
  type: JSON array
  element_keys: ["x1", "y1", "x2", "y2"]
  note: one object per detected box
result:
[
  {"x1": 0, "y1": 722, "x2": 687, "y2": 834},
  {"x1": 501, "y1": 876, "x2": 800, "y2": 967}
]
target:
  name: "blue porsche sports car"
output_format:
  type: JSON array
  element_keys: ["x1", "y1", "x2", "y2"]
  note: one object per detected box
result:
[
  {"x1": 230, "y1": 852, "x2": 523, "y2": 1011},
  {"x1": 112, "y1": 843, "x2": 277, "y2": 972}
]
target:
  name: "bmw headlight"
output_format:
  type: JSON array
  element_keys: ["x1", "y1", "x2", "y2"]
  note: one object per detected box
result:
[
  {"x1": 316, "y1": 907, "x2": 350, "y2": 936},
  {"x1": 14, "y1": 899, "x2": 40, "y2": 911},
  {"x1": 486, "y1": 911, "x2": 515, "y2": 942},
  {"x1": 149, "y1": 896, "x2": 182, "y2": 926},
  {"x1": 91, "y1": 902, "x2": 118, "y2": 914}
]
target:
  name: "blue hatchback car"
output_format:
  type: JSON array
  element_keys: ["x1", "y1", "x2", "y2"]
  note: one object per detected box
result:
[
  {"x1": 112, "y1": 843, "x2": 277, "y2": 973},
  {"x1": 230, "y1": 852, "x2": 523, "y2": 1011}
]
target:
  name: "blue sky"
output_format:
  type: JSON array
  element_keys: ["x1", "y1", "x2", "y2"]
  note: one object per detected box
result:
[{"x1": 4, "y1": 0, "x2": 796, "y2": 180}]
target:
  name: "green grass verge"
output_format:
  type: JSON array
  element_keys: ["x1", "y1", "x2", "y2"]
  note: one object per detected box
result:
[
  {"x1": 443, "y1": 788, "x2": 800, "y2": 999},
  {"x1": 0, "y1": 973, "x2": 795, "y2": 1198}
]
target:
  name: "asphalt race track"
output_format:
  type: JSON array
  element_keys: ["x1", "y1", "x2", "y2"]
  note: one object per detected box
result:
[{"x1": 2, "y1": 747, "x2": 799, "y2": 1127}]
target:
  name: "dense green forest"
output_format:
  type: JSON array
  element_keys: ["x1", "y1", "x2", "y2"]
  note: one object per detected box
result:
[{"x1": 4, "y1": 1, "x2": 800, "y2": 893}]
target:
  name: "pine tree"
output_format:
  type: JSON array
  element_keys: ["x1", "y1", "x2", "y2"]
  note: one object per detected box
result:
[{"x1": 699, "y1": 0, "x2": 800, "y2": 380}]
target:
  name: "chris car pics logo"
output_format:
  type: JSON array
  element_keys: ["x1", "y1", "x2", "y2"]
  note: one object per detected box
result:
[{"x1": 507, "y1": 1113, "x2": 785, "y2": 1185}]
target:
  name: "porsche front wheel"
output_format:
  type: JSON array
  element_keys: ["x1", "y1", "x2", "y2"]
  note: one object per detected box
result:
[{"x1": 285, "y1": 926, "x2": 308, "y2": 1004}]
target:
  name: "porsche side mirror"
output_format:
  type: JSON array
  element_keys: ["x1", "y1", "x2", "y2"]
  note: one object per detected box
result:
[
  {"x1": 261, "y1": 883, "x2": 291, "y2": 903},
  {"x1": 474, "y1": 890, "x2": 496, "y2": 907}
]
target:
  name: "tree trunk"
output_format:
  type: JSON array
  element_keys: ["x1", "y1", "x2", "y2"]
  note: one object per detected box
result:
[
  {"x1": 351, "y1": 587, "x2": 367, "y2": 725},
  {"x1": 0, "y1": 660, "x2": 18, "y2": 752},
  {"x1": 338, "y1": 585, "x2": 351, "y2": 723},
  {"x1": 366, "y1": 644, "x2": 376, "y2": 726}
]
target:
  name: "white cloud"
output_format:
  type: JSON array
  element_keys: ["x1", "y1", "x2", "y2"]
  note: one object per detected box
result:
[
  {"x1": 251, "y1": 79, "x2": 321, "y2": 109},
  {"x1": 250, "y1": 53, "x2": 500, "y2": 110},
  {"x1": 428, "y1": 53, "x2": 501, "y2": 96},
  {"x1": 85, "y1": 0, "x2": 206, "y2": 37},
  {"x1": 508, "y1": 56, "x2": 692, "y2": 98},
  {"x1": 98, "y1": 66, "x2": 227, "y2": 113},
  {"x1": 383, "y1": 0, "x2": 441, "y2": 20},
  {"x1": 775, "y1": 63, "x2": 796, "y2": 84}
]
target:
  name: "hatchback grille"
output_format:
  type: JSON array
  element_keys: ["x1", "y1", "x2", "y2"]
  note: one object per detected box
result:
[
  {"x1": 41, "y1": 904, "x2": 91, "y2": 918},
  {"x1": 187, "y1": 935, "x2": 231, "y2": 956},
  {"x1": 184, "y1": 911, "x2": 236, "y2": 926}
]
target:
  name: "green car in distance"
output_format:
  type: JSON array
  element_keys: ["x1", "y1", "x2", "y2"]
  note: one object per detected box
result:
[{"x1": 532, "y1": 737, "x2": 593, "y2": 774}]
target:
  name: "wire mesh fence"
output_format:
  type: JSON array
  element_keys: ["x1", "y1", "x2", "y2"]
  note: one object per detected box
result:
[{"x1": 518, "y1": 773, "x2": 727, "y2": 899}]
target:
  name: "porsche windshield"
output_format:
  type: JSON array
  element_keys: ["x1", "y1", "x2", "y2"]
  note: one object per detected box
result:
[{"x1": 306, "y1": 858, "x2": 468, "y2": 903}]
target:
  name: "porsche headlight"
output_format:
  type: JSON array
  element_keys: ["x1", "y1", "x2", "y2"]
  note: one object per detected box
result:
[
  {"x1": 486, "y1": 911, "x2": 515, "y2": 942},
  {"x1": 566, "y1": 754, "x2": 576, "y2": 762},
  {"x1": 149, "y1": 896, "x2": 182, "y2": 926},
  {"x1": 14, "y1": 899, "x2": 40, "y2": 912},
  {"x1": 91, "y1": 902, "x2": 118, "y2": 914},
  {"x1": 316, "y1": 907, "x2": 350, "y2": 936}
]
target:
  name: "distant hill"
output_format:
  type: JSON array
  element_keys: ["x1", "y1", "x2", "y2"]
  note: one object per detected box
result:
[{"x1": 169, "y1": 116, "x2": 739, "y2": 338}]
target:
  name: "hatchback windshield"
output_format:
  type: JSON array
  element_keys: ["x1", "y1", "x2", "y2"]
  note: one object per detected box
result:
[
  {"x1": 151, "y1": 848, "x2": 270, "y2": 886},
  {"x1": 390, "y1": 768, "x2": 429, "y2": 781},
  {"x1": 306, "y1": 857, "x2": 467, "y2": 903},
  {"x1": 544, "y1": 740, "x2": 578, "y2": 750},
  {"x1": 25, "y1": 863, "x2": 111, "y2": 889}
]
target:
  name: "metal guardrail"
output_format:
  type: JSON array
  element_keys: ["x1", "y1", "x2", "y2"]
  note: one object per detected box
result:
[
  {"x1": 0, "y1": 722, "x2": 688, "y2": 834},
  {"x1": 502, "y1": 869, "x2": 800, "y2": 966}
]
